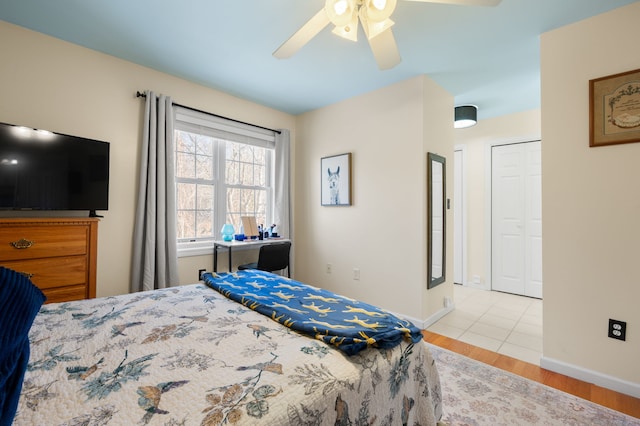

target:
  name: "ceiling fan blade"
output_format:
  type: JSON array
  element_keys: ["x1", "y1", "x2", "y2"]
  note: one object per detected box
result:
[
  {"x1": 367, "y1": 28, "x2": 401, "y2": 70},
  {"x1": 403, "y1": 0, "x2": 501, "y2": 6},
  {"x1": 273, "y1": 10, "x2": 331, "y2": 59}
]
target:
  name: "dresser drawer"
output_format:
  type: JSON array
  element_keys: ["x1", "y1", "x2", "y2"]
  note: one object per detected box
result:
[
  {"x1": 42, "y1": 284, "x2": 88, "y2": 304},
  {"x1": 1, "y1": 256, "x2": 88, "y2": 289},
  {"x1": 0, "y1": 225, "x2": 88, "y2": 261}
]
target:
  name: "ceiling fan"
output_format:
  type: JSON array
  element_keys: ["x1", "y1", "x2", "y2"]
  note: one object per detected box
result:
[{"x1": 273, "y1": 0, "x2": 501, "y2": 70}]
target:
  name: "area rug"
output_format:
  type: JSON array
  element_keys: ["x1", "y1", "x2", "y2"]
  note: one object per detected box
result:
[{"x1": 427, "y1": 344, "x2": 640, "y2": 426}]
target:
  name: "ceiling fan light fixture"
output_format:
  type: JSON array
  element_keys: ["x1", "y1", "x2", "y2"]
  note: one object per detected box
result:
[
  {"x1": 363, "y1": 0, "x2": 396, "y2": 22},
  {"x1": 276, "y1": 0, "x2": 502, "y2": 67},
  {"x1": 334, "y1": 0, "x2": 348, "y2": 15},
  {"x1": 325, "y1": 0, "x2": 357, "y2": 27},
  {"x1": 372, "y1": 0, "x2": 387, "y2": 10},
  {"x1": 454, "y1": 105, "x2": 478, "y2": 129}
]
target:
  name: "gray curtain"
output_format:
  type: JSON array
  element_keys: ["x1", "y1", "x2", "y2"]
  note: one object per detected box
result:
[
  {"x1": 274, "y1": 129, "x2": 293, "y2": 274},
  {"x1": 131, "y1": 91, "x2": 179, "y2": 292}
]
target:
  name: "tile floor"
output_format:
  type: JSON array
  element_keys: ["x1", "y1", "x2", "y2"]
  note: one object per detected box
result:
[{"x1": 427, "y1": 284, "x2": 543, "y2": 365}]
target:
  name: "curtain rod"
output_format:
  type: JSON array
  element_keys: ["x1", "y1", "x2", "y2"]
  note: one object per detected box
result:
[{"x1": 136, "y1": 91, "x2": 281, "y2": 135}]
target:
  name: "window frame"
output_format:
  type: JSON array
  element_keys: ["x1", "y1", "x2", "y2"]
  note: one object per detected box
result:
[{"x1": 173, "y1": 108, "x2": 276, "y2": 257}]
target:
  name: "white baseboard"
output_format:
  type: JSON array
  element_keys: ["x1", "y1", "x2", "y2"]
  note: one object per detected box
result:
[
  {"x1": 421, "y1": 304, "x2": 455, "y2": 329},
  {"x1": 465, "y1": 282, "x2": 489, "y2": 291},
  {"x1": 540, "y1": 356, "x2": 640, "y2": 398},
  {"x1": 393, "y1": 304, "x2": 454, "y2": 331},
  {"x1": 397, "y1": 308, "x2": 640, "y2": 398}
]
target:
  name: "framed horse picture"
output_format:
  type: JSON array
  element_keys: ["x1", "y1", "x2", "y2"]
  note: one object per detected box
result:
[{"x1": 321, "y1": 153, "x2": 352, "y2": 206}]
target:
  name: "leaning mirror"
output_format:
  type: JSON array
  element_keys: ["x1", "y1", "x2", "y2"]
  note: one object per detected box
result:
[{"x1": 427, "y1": 153, "x2": 446, "y2": 288}]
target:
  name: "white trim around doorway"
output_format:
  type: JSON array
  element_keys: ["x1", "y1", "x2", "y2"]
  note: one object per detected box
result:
[
  {"x1": 454, "y1": 144, "x2": 468, "y2": 286},
  {"x1": 483, "y1": 135, "x2": 541, "y2": 292}
]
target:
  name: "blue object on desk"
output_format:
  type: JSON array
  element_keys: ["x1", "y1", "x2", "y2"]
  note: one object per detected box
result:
[{"x1": 221, "y1": 224, "x2": 235, "y2": 242}]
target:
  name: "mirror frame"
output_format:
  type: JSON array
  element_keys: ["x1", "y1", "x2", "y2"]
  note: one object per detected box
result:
[{"x1": 427, "y1": 152, "x2": 446, "y2": 289}]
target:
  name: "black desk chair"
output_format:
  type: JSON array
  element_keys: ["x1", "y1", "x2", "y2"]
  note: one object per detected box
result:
[{"x1": 238, "y1": 241, "x2": 291, "y2": 277}]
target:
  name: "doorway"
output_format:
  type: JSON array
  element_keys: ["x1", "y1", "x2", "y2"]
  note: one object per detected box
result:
[{"x1": 491, "y1": 141, "x2": 542, "y2": 298}]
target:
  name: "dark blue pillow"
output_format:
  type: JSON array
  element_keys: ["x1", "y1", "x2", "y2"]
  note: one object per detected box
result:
[{"x1": 0, "y1": 267, "x2": 46, "y2": 426}]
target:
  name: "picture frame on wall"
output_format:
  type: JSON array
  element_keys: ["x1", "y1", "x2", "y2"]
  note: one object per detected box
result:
[
  {"x1": 589, "y1": 68, "x2": 640, "y2": 147},
  {"x1": 321, "y1": 153, "x2": 352, "y2": 206}
]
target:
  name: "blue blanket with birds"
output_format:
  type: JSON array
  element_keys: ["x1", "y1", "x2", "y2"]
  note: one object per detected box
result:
[{"x1": 203, "y1": 270, "x2": 423, "y2": 355}]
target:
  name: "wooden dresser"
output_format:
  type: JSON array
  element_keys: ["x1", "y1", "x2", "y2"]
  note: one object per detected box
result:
[{"x1": 0, "y1": 217, "x2": 98, "y2": 303}]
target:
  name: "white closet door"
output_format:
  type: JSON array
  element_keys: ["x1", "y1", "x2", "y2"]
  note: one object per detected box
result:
[
  {"x1": 491, "y1": 141, "x2": 542, "y2": 298},
  {"x1": 524, "y1": 142, "x2": 543, "y2": 298}
]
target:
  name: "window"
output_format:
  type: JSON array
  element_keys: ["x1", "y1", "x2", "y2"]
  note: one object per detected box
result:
[{"x1": 174, "y1": 107, "x2": 275, "y2": 256}]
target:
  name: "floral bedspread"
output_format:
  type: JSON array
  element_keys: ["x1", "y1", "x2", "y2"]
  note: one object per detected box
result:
[{"x1": 15, "y1": 283, "x2": 442, "y2": 425}]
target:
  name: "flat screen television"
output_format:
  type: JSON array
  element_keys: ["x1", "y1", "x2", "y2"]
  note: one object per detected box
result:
[{"x1": 0, "y1": 122, "x2": 109, "y2": 217}]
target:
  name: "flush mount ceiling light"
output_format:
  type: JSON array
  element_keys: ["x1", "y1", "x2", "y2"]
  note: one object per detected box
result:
[
  {"x1": 273, "y1": 0, "x2": 502, "y2": 70},
  {"x1": 454, "y1": 105, "x2": 477, "y2": 129}
]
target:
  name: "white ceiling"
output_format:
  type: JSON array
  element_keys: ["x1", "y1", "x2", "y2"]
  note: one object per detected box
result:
[{"x1": 1, "y1": 0, "x2": 637, "y2": 120}]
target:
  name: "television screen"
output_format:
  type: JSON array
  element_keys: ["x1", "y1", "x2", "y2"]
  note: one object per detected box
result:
[{"x1": 0, "y1": 122, "x2": 109, "y2": 215}]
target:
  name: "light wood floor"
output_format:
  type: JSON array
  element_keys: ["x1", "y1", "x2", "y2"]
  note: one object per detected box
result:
[{"x1": 423, "y1": 330, "x2": 640, "y2": 419}]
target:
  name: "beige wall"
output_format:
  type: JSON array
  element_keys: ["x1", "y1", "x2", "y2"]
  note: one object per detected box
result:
[
  {"x1": 0, "y1": 21, "x2": 296, "y2": 297},
  {"x1": 0, "y1": 20, "x2": 453, "y2": 326},
  {"x1": 295, "y1": 75, "x2": 454, "y2": 322},
  {"x1": 454, "y1": 109, "x2": 541, "y2": 287},
  {"x1": 541, "y1": 2, "x2": 640, "y2": 388}
]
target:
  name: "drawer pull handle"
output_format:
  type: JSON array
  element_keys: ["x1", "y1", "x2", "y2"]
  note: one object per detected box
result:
[
  {"x1": 19, "y1": 272, "x2": 34, "y2": 279},
  {"x1": 10, "y1": 238, "x2": 34, "y2": 249}
]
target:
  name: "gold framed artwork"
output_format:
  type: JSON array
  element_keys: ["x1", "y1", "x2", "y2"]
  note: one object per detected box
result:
[{"x1": 590, "y1": 68, "x2": 640, "y2": 147}]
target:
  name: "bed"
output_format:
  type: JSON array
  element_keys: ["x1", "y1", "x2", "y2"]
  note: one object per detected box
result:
[{"x1": 8, "y1": 268, "x2": 442, "y2": 425}]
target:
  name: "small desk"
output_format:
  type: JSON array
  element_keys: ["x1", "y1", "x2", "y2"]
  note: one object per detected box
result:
[{"x1": 213, "y1": 238, "x2": 291, "y2": 272}]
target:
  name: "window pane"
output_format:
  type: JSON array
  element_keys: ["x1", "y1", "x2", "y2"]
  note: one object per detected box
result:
[
  {"x1": 242, "y1": 188, "x2": 255, "y2": 212},
  {"x1": 238, "y1": 161, "x2": 253, "y2": 186},
  {"x1": 226, "y1": 159, "x2": 239, "y2": 185},
  {"x1": 175, "y1": 130, "x2": 196, "y2": 153},
  {"x1": 225, "y1": 142, "x2": 268, "y2": 187},
  {"x1": 254, "y1": 148, "x2": 265, "y2": 163},
  {"x1": 196, "y1": 136, "x2": 213, "y2": 156},
  {"x1": 177, "y1": 182, "x2": 196, "y2": 209},
  {"x1": 256, "y1": 164, "x2": 265, "y2": 186},
  {"x1": 225, "y1": 189, "x2": 267, "y2": 233},
  {"x1": 177, "y1": 210, "x2": 195, "y2": 240},
  {"x1": 197, "y1": 184, "x2": 213, "y2": 210},
  {"x1": 176, "y1": 182, "x2": 196, "y2": 240},
  {"x1": 196, "y1": 154, "x2": 213, "y2": 180},
  {"x1": 227, "y1": 187, "x2": 240, "y2": 212},
  {"x1": 196, "y1": 210, "x2": 213, "y2": 238},
  {"x1": 176, "y1": 152, "x2": 195, "y2": 179},
  {"x1": 194, "y1": 136, "x2": 213, "y2": 180},
  {"x1": 226, "y1": 142, "x2": 239, "y2": 161},
  {"x1": 238, "y1": 144, "x2": 253, "y2": 163},
  {"x1": 227, "y1": 213, "x2": 241, "y2": 232},
  {"x1": 256, "y1": 189, "x2": 266, "y2": 214}
]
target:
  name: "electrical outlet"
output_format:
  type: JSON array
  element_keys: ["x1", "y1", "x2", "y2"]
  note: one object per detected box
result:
[
  {"x1": 353, "y1": 268, "x2": 360, "y2": 280},
  {"x1": 198, "y1": 269, "x2": 206, "y2": 280},
  {"x1": 608, "y1": 319, "x2": 626, "y2": 341},
  {"x1": 326, "y1": 263, "x2": 332, "y2": 274}
]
